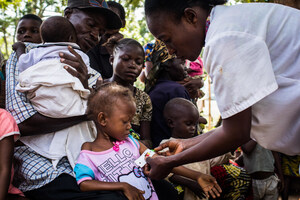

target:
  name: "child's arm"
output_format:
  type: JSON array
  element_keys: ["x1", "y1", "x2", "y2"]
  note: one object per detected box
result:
[
  {"x1": 241, "y1": 139, "x2": 257, "y2": 155},
  {"x1": 272, "y1": 151, "x2": 284, "y2": 192},
  {"x1": 172, "y1": 166, "x2": 222, "y2": 198},
  {"x1": 79, "y1": 180, "x2": 145, "y2": 200},
  {"x1": 12, "y1": 42, "x2": 26, "y2": 59},
  {"x1": 139, "y1": 121, "x2": 152, "y2": 148},
  {"x1": 138, "y1": 142, "x2": 221, "y2": 198},
  {"x1": 0, "y1": 136, "x2": 14, "y2": 200},
  {"x1": 169, "y1": 174, "x2": 206, "y2": 199}
]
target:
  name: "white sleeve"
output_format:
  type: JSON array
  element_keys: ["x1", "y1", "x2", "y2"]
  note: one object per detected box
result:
[
  {"x1": 203, "y1": 31, "x2": 278, "y2": 118},
  {"x1": 17, "y1": 52, "x2": 34, "y2": 72}
]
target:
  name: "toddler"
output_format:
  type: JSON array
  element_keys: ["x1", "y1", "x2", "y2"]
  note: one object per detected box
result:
[
  {"x1": 162, "y1": 98, "x2": 253, "y2": 200},
  {"x1": 0, "y1": 109, "x2": 25, "y2": 200},
  {"x1": 74, "y1": 83, "x2": 221, "y2": 200},
  {"x1": 14, "y1": 16, "x2": 96, "y2": 168},
  {"x1": 105, "y1": 38, "x2": 152, "y2": 148}
]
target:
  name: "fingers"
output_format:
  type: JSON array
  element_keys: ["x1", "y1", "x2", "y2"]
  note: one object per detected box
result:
[
  {"x1": 154, "y1": 141, "x2": 169, "y2": 152},
  {"x1": 214, "y1": 181, "x2": 222, "y2": 193},
  {"x1": 63, "y1": 65, "x2": 78, "y2": 77},
  {"x1": 60, "y1": 46, "x2": 86, "y2": 72}
]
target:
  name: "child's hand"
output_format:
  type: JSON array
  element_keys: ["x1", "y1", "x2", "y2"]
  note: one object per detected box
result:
[
  {"x1": 12, "y1": 42, "x2": 25, "y2": 52},
  {"x1": 122, "y1": 183, "x2": 145, "y2": 200},
  {"x1": 196, "y1": 173, "x2": 222, "y2": 198}
]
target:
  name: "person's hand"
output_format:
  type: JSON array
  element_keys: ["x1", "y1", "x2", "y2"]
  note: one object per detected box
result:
[
  {"x1": 154, "y1": 139, "x2": 185, "y2": 156},
  {"x1": 60, "y1": 46, "x2": 89, "y2": 89},
  {"x1": 145, "y1": 156, "x2": 173, "y2": 180},
  {"x1": 196, "y1": 173, "x2": 222, "y2": 198},
  {"x1": 122, "y1": 182, "x2": 145, "y2": 200},
  {"x1": 178, "y1": 77, "x2": 204, "y2": 99},
  {"x1": 12, "y1": 42, "x2": 26, "y2": 52}
]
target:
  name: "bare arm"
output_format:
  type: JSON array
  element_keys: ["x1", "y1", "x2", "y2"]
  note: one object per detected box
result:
[
  {"x1": 171, "y1": 166, "x2": 221, "y2": 198},
  {"x1": 80, "y1": 180, "x2": 145, "y2": 200},
  {"x1": 139, "y1": 121, "x2": 152, "y2": 148},
  {"x1": 0, "y1": 136, "x2": 14, "y2": 200},
  {"x1": 12, "y1": 42, "x2": 26, "y2": 59},
  {"x1": 169, "y1": 175, "x2": 206, "y2": 198},
  {"x1": 273, "y1": 151, "x2": 284, "y2": 192},
  {"x1": 18, "y1": 112, "x2": 87, "y2": 136},
  {"x1": 241, "y1": 140, "x2": 257, "y2": 155}
]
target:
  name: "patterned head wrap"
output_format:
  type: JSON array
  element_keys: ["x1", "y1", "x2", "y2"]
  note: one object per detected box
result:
[{"x1": 144, "y1": 39, "x2": 176, "y2": 93}]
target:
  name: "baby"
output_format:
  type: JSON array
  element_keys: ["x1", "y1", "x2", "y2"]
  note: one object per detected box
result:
[
  {"x1": 15, "y1": 16, "x2": 96, "y2": 169},
  {"x1": 162, "y1": 98, "x2": 235, "y2": 200}
]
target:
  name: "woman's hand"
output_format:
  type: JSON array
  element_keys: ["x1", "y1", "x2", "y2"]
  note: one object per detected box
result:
[
  {"x1": 196, "y1": 173, "x2": 222, "y2": 198},
  {"x1": 60, "y1": 46, "x2": 89, "y2": 89},
  {"x1": 122, "y1": 183, "x2": 145, "y2": 200},
  {"x1": 145, "y1": 156, "x2": 173, "y2": 180},
  {"x1": 154, "y1": 139, "x2": 186, "y2": 156}
]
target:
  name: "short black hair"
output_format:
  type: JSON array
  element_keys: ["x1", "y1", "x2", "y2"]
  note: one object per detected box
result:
[
  {"x1": 113, "y1": 38, "x2": 145, "y2": 58},
  {"x1": 40, "y1": 16, "x2": 77, "y2": 43},
  {"x1": 145, "y1": 0, "x2": 227, "y2": 20},
  {"x1": 107, "y1": 1, "x2": 125, "y2": 20},
  {"x1": 19, "y1": 14, "x2": 42, "y2": 24}
]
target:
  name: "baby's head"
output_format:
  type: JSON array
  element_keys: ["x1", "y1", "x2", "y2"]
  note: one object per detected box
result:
[
  {"x1": 16, "y1": 14, "x2": 42, "y2": 43},
  {"x1": 87, "y1": 82, "x2": 136, "y2": 141},
  {"x1": 40, "y1": 16, "x2": 77, "y2": 43},
  {"x1": 110, "y1": 38, "x2": 145, "y2": 84},
  {"x1": 160, "y1": 58, "x2": 186, "y2": 81},
  {"x1": 164, "y1": 98, "x2": 199, "y2": 139}
]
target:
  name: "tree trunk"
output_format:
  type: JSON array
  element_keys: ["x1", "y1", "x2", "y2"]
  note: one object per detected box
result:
[{"x1": 274, "y1": 0, "x2": 300, "y2": 9}]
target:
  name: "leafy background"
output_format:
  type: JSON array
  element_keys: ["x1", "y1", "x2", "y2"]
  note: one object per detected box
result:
[{"x1": 1, "y1": 0, "x2": 298, "y2": 59}]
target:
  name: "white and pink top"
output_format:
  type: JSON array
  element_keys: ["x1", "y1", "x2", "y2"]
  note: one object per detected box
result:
[{"x1": 74, "y1": 135, "x2": 158, "y2": 200}]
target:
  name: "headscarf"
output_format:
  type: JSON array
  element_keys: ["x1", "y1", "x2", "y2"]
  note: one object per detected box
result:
[{"x1": 144, "y1": 39, "x2": 176, "y2": 93}]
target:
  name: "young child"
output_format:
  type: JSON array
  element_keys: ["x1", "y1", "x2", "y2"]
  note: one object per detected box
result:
[
  {"x1": 74, "y1": 83, "x2": 222, "y2": 200},
  {"x1": 242, "y1": 140, "x2": 283, "y2": 200},
  {"x1": 14, "y1": 16, "x2": 96, "y2": 168},
  {"x1": 105, "y1": 38, "x2": 152, "y2": 148},
  {"x1": 149, "y1": 57, "x2": 190, "y2": 147},
  {"x1": 162, "y1": 98, "x2": 252, "y2": 200},
  {"x1": 14, "y1": 14, "x2": 42, "y2": 44},
  {"x1": 0, "y1": 109, "x2": 25, "y2": 200}
]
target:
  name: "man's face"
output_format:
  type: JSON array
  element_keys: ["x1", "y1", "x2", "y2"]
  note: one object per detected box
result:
[{"x1": 66, "y1": 8, "x2": 107, "y2": 52}]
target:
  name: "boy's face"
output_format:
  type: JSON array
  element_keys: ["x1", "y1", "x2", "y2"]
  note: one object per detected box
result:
[
  {"x1": 112, "y1": 45, "x2": 144, "y2": 85},
  {"x1": 168, "y1": 58, "x2": 186, "y2": 81},
  {"x1": 103, "y1": 99, "x2": 136, "y2": 141},
  {"x1": 170, "y1": 108, "x2": 199, "y2": 139},
  {"x1": 16, "y1": 19, "x2": 42, "y2": 43}
]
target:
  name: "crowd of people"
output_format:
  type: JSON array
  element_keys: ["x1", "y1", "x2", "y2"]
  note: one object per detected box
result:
[{"x1": 0, "y1": 0, "x2": 299, "y2": 200}]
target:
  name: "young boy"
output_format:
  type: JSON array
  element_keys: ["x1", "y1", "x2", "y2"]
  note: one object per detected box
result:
[
  {"x1": 15, "y1": 14, "x2": 42, "y2": 44},
  {"x1": 162, "y1": 98, "x2": 252, "y2": 200},
  {"x1": 149, "y1": 58, "x2": 190, "y2": 147},
  {"x1": 14, "y1": 16, "x2": 95, "y2": 169},
  {"x1": 242, "y1": 140, "x2": 283, "y2": 200}
]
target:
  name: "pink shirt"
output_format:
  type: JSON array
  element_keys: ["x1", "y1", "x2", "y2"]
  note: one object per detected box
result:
[
  {"x1": 74, "y1": 135, "x2": 158, "y2": 200},
  {"x1": 0, "y1": 109, "x2": 23, "y2": 196}
]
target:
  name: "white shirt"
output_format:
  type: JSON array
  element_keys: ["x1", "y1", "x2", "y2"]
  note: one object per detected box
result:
[{"x1": 203, "y1": 3, "x2": 300, "y2": 155}]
